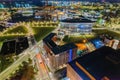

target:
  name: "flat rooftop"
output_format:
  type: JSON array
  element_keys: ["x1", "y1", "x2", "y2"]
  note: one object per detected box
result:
[
  {"x1": 43, "y1": 33, "x2": 77, "y2": 55},
  {"x1": 68, "y1": 46, "x2": 120, "y2": 79},
  {"x1": 0, "y1": 37, "x2": 29, "y2": 55},
  {"x1": 61, "y1": 18, "x2": 95, "y2": 23},
  {"x1": 52, "y1": 43, "x2": 77, "y2": 54}
]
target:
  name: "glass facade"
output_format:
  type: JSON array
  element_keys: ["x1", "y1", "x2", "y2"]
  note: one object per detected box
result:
[
  {"x1": 60, "y1": 22, "x2": 93, "y2": 34},
  {"x1": 78, "y1": 24, "x2": 92, "y2": 33}
]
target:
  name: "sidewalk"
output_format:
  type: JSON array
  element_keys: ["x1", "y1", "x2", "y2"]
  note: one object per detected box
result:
[{"x1": 41, "y1": 53, "x2": 58, "y2": 80}]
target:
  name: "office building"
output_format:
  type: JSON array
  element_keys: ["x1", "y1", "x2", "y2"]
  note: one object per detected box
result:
[
  {"x1": 43, "y1": 33, "x2": 77, "y2": 69},
  {"x1": 0, "y1": 37, "x2": 29, "y2": 55},
  {"x1": 67, "y1": 46, "x2": 120, "y2": 80},
  {"x1": 60, "y1": 18, "x2": 95, "y2": 34}
]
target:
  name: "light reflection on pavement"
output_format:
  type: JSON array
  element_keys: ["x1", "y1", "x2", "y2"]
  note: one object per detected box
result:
[{"x1": 35, "y1": 53, "x2": 51, "y2": 80}]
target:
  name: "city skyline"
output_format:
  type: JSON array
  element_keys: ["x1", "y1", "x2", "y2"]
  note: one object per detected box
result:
[
  {"x1": 0, "y1": 0, "x2": 120, "y2": 2},
  {"x1": 0, "y1": 1, "x2": 119, "y2": 80}
]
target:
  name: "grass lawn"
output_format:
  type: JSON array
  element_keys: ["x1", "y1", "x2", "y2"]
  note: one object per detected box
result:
[
  {"x1": 92, "y1": 29, "x2": 120, "y2": 39},
  {"x1": 63, "y1": 34, "x2": 96, "y2": 43},
  {"x1": 0, "y1": 26, "x2": 56, "y2": 43},
  {"x1": 4, "y1": 26, "x2": 28, "y2": 34},
  {"x1": 0, "y1": 42, "x2": 3, "y2": 47},
  {"x1": 0, "y1": 54, "x2": 14, "y2": 73},
  {"x1": 32, "y1": 27, "x2": 55, "y2": 42}
]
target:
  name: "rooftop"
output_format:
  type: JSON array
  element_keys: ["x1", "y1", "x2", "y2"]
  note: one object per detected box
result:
[
  {"x1": 52, "y1": 43, "x2": 77, "y2": 54},
  {"x1": 61, "y1": 18, "x2": 95, "y2": 23},
  {"x1": 43, "y1": 33, "x2": 57, "y2": 49},
  {"x1": 43, "y1": 33, "x2": 77, "y2": 55},
  {"x1": 68, "y1": 46, "x2": 120, "y2": 79},
  {"x1": 0, "y1": 37, "x2": 29, "y2": 55}
]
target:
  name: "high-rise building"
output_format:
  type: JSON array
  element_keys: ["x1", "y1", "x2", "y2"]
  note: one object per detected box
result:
[
  {"x1": 67, "y1": 46, "x2": 120, "y2": 80},
  {"x1": 43, "y1": 33, "x2": 77, "y2": 70}
]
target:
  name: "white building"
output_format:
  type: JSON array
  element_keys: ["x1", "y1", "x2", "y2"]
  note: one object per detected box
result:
[{"x1": 60, "y1": 18, "x2": 95, "y2": 34}]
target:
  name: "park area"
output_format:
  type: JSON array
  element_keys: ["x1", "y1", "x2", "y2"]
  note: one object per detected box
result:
[
  {"x1": 0, "y1": 21, "x2": 57, "y2": 73},
  {"x1": 92, "y1": 29, "x2": 120, "y2": 39},
  {"x1": 0, "y1": 21, "x2": 57, "y2": 46}
]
